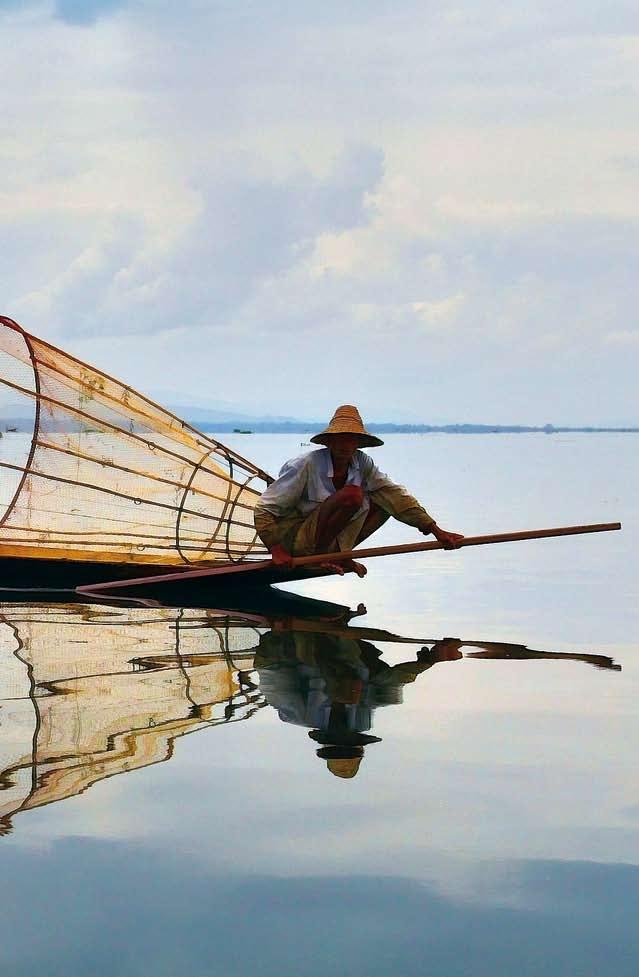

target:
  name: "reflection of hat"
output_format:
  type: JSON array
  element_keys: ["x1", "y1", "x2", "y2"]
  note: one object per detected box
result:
[
  {"x1": 310, "y1": 405, "x2": 384, "y2": 448},
  {"x1": 316, "y1": 746, "x2": 364, "y2": 779},
  {"x1": 310, "y1": 730, "x2": 381, "y2": 780},
  {"x1": 309, "y1": 730, "x2": 381, "y2": 747}
]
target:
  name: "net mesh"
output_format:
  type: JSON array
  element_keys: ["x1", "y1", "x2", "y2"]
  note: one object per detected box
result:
[{"x1": 0, "y1": 317, "x2": 271, "y2": 566}]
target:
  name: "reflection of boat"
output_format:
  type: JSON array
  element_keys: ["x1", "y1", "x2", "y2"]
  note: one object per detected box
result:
[
  {"x1": 0, "y1": 595, "x2": 621, "y2": 830},
  {"x1": 0, "y1": 602, "x2": 266, "y2": 834}
]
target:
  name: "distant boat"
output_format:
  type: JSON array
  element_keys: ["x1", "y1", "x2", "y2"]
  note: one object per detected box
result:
[
  {"x1": 5, "y1": 426, "x2": 16, "y2": 432},
  {"x1": 233, "y1": 428, "x2": 253, "y2": 434}
]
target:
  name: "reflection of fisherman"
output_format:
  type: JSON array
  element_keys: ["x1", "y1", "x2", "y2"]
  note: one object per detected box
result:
[{"x1": 255, "y1": 630, "x2": 462, "y2": 779}]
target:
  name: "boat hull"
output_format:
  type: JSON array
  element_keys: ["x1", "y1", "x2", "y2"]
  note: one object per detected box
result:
[{"x1": 0, "y1": 555, "x2": 339, "y2": 613}]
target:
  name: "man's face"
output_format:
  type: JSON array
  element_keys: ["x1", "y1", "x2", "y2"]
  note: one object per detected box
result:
[{"x1": 326, "y1": 433, "x2": 360, "y2": 467}]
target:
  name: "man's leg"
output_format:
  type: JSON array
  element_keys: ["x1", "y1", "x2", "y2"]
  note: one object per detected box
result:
[
  {"x1": 314, "y1": 485, "x2": 365, "y2": 551},
  {"x1": 353, "y1": 501, "x2": 390, "y2": 545},
  {"x1": 313, "y1": 488, "x2": 390, "y2": 577},
  {"x1": 312, "y1": 486, "x2": 368, "y2": 577}
]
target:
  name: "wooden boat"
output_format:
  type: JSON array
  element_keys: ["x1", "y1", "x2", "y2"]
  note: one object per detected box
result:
[
  {"x1": 0, "y1": 316, "x2": 621, "y2": 600},
  {"x1": 0, "y1": 551, "x2": 334, "y2": 610}
]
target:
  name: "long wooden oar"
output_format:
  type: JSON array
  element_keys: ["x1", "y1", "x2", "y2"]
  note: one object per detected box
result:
[{"x1": 76, "y1": 521, "x2": 620, "y2": 595}]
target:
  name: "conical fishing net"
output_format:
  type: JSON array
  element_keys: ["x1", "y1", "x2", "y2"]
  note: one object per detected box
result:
[{"x1": 0, "y1": 317, "x2": 271, "y2": 566}]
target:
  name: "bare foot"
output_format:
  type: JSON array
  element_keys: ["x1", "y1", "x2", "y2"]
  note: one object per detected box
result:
[
  {"x1": 269, "y1": 543, "x2": 294, "y2": 568},
  {"x1": 341, "y1": 559, "x2": 367, "y2": 578},
  {"x1": 316, "y1": 559, "x2": 367, "y2": 577},
  {"x1": 317, "y1": 561, "x2": 346, "y2": 575}
]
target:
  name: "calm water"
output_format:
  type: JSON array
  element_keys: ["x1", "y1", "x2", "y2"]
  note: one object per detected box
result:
[{"x1": 0, "y1": 433, "x2": 637, "y2": 976}]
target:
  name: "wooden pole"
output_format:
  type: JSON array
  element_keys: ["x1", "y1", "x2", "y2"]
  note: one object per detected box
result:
[
  {"x1": 289, "y1": 521, "x2": 622, "y2": 565},
  {"x1": 76, "y1": 521, "x2": 621, "y2": 595}
]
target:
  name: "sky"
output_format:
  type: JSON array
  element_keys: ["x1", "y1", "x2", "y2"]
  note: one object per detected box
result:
[{"x1": 1, "y1": 0, "x2": 638, "y2": 424}]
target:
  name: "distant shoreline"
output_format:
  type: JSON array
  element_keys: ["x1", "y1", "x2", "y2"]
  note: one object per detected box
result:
[
  {"x1": 2, "y1": 418, "x2": 636, "y2": 436},
  {"x1": 199, "y1": 423, "x2": 639, "y2": 435}
]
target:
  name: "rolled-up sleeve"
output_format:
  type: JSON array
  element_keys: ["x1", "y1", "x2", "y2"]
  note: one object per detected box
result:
[
  {"x1": 363, "y1": 457, "x2": 436, "y2": 532},
  {"x1": 255, "y1": 458, "x2": 308, "y2": 517}
]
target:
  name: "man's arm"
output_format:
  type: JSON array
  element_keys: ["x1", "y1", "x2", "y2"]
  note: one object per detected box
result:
[{"x1": 364, "y1": 457, "x2": 464, "y2": 549}]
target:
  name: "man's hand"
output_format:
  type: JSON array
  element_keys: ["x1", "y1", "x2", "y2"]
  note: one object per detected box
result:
[
  {"x1": 419, "y1": 638, "x2": 464, "y2": 663},
  {"x1": 425, "y1": 523, "x2": 465, "y2": 549},
  {"x1": 270, "y1": 543, "x2": 294, "y2": 568}
]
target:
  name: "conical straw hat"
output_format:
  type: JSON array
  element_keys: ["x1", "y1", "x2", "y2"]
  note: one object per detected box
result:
[{"x1": 310, "y1": 405, "x2": 383, "y2": 448}]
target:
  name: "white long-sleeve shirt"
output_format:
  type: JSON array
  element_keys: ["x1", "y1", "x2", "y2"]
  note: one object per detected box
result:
[{"x1": 254, "y1": 447, "x2": 434, "y2": 552}]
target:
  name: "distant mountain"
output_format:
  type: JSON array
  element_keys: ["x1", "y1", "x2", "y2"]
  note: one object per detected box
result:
[
  {"x1": 1, "y1": 402, "x2": 637, "y2": 436},
  {"x1": 162, "y1": 402, "x2": 639, "y2": 434},
  {"x1": 0, "y1": 417, "x2": 35, "y2": 433},
  {"x1": 166, "y1": 404, "x2": 302, "y2": 426},
  {"x1": 192, "y1": 419, "x2": 639, "y2": 435}
]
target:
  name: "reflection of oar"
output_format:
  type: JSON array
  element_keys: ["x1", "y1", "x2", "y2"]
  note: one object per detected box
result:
[
  {"x1": 247, "y1": 625, "x2": 622, "y2": 671},
  {"x1": 265, "y1": 618, "x2": 428, "y2": 643},
  {"x1": 464, "y1": 647, "x2": 621, "y2": 670},
  {"x1": 77, "y1": 522, "x2": 621, "y2": 595}
]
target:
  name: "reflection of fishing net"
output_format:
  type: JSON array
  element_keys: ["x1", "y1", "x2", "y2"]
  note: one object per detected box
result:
[
  {"x1": 0, "y1": 317, "x2": 271, "y2": 566},
  {"x1": 0, "y1": 603, "x2": 264, "y2": 827}
]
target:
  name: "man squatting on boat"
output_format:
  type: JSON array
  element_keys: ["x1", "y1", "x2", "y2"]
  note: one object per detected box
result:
[{"x1": 253, "y1": 405, "x2": 464, "y2": 577}]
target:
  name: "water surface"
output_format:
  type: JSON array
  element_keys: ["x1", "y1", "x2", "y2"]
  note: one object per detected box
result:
[{"x1": 0, "y1": 433, "x2": 636, "y2": 976}]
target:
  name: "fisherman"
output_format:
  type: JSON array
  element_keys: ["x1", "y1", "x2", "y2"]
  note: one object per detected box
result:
[{"x1": 254, "y1": 405, "x2": 463, "y2": 577}]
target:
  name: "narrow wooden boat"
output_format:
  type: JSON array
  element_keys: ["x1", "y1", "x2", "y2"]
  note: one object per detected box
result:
[
  {"x1": 0, "y1": 316, "x2": 621, "y2": 601},
  {"x1": 0, "y1": 551, "x2": 332, "y2": 607}
]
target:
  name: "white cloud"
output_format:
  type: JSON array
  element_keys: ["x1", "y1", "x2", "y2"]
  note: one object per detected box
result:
[
  {"x1": 413, "y1": 294, "x2": 465, "y2": 328},
  {"x1": 0, "y1": 0, "x2": 638, "y2": 423},
  {"x1": 605, "y1": 329, "x2": 639, "y2": 346}
]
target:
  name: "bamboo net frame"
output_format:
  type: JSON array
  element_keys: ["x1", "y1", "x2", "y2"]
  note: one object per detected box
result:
[{"x1": 0, "y1": 317, "x2": 272, "y2": 566}]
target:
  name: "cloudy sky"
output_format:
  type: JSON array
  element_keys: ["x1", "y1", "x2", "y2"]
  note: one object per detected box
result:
[{"x1": 1, "y1": 0, "x2": 638, "y2": 423}]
